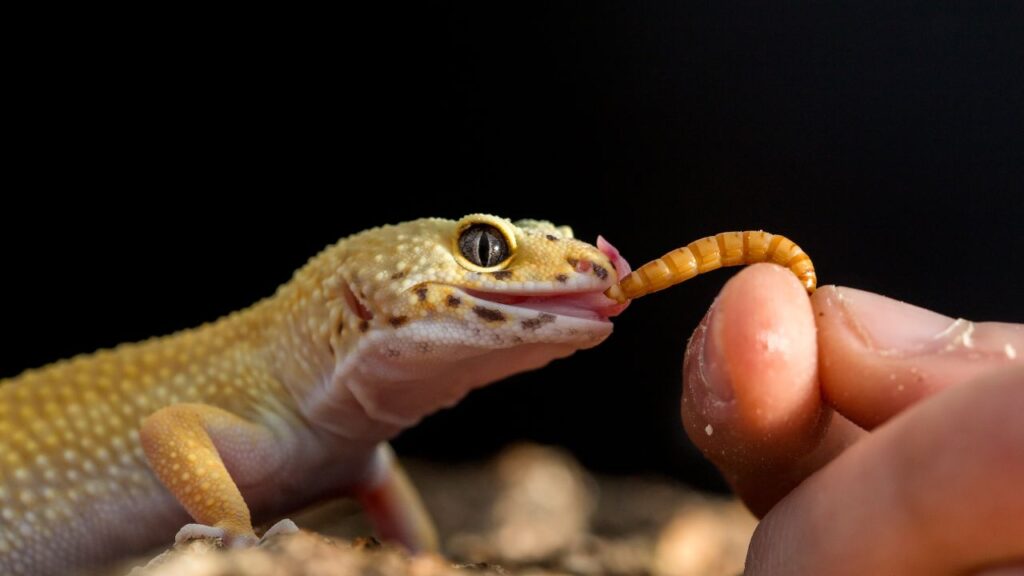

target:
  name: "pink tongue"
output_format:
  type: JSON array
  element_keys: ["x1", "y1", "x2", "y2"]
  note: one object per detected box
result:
[
  {"x1": 596, "y1": 236, "x2": 631, "y2": 317},
  {"x1": 517, "y1": 291, "x2": 619, "y2": 320}
]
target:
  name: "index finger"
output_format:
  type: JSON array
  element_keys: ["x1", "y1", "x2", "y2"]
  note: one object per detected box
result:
[{"x1": 681, "y1": 264, "x2": 864, "y2": 515}]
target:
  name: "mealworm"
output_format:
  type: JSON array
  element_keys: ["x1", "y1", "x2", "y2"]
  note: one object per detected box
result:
[{"x1": 605, "y1": 231, "x2": 816, "y2": 302}]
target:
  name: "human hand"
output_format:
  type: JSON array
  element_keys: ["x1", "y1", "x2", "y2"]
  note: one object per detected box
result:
[{"x1": 681, "y1": 264, "x2": 1024, "y2": 575}]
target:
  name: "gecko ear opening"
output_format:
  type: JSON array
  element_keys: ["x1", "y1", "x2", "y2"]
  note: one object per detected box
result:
[
  {"x1": 452, "y1": 214, "x2": 518, "y2": 272},
  {"x1": 340, "y1": 281, "x2": 374, "y2": 321}
]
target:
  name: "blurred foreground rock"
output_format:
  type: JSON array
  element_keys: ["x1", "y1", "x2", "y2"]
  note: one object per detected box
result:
[{"x1": 98, "y1": 444, "x2": 755, "y2": 576}]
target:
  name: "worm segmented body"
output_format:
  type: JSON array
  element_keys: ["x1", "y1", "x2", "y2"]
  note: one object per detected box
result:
[{"x1": 605, "y1": 231, "x2": 816, "y2": 302}]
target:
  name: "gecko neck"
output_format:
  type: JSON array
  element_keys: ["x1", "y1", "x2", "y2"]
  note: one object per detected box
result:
[
  {"x1": 250, "y1": 252, "x2": 530, "y2": 444},
  {"x1": 243, "y1": 246, "x2": 397, "y2": 444}
]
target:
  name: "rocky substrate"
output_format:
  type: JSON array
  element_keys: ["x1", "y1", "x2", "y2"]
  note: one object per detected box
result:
[{"x1": 95, "y1": 445, "x2": 755, "y2": 576}]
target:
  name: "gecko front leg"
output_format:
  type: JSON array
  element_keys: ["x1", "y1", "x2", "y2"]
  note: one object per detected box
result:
[
  {"x1": 356, "y1": 444, "x2": 439, "y2": 552},
  {"x1": 139, "y1": 403, "x2": 291, "y2": 547},
  {"x1": 141, "y1": 404, "x2": 436, "y2": 552}
]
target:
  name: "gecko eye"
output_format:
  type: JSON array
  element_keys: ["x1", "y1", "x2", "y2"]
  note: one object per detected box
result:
[{"x1": 458, "y1": 224, "x2": 511, "y2": 268}]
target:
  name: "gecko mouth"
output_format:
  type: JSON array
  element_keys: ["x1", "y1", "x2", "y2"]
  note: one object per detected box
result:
[
  {"x1": 462, "y1": 236, "x2": 632, "y2": 322},
  {"x1": 464, "y1": 288, "x2": 627, "y2": 321}
]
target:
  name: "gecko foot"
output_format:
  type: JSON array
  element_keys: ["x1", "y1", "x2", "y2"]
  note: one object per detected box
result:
[
  {"x1": 173, "y1": 519, "x2": 298, "y2": 549},
  {"x1": 174, "y1": 523, "x2": 259, "y2": 548},
  {"x1": 260, "y1": 518, "x2": 299, "y2": 542}
]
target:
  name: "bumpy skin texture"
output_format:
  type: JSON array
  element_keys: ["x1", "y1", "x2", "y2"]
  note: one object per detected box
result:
[{"x1": 0, "y1": 214, "x2": 627, "y2": 575}]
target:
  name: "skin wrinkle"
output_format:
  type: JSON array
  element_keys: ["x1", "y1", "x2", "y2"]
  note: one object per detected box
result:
[{"x1": 833, "y1": 287, "x2": 981, "y2": 358}]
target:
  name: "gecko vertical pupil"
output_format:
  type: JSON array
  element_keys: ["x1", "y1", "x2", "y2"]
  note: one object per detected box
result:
[{"x1": 459, "y1": 224, "x2": 510, "y2": 268}]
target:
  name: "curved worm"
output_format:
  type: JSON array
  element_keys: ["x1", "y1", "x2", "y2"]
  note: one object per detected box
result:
[{"x1": 605, "y1": 231, "x2": 816, "y2": 302}]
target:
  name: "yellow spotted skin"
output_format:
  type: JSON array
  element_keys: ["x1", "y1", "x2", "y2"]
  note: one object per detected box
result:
[
  {"x1": 605, "y1": 230, "x2": 816, "y2": 302},
  {"x1": 139, "y1": 404, "x2": 277, "y2": 542},
  {"x1": 0, "y1": 214, "x2": 624, "y2": 575},
  {"x1": 0, "y1": 304, "x2": 300, "y2": 574}
]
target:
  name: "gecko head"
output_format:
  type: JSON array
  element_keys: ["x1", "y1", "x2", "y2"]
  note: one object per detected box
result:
[{"x1": 320, "y1": 214, "x2": 632, "y2": 431}]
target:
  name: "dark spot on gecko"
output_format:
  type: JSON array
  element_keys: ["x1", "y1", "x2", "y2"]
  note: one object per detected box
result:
[
  {"x1": 358, "y1": 320, "x2": 369, "y2": 332},
  {"x1": 390, "y1": 271, "x2": 406, "y2": 280},
  {"x1": 546, "y1": 234, "x2": 559, "y2": 241},
  {"x1": 384, "y1": 348, "x2": 400, "y2": 358},
  {"x1": 388, "y1": 316, "x2": 409, "y2": 328},
  {"x1": 472, "y1": 306, "x2": 506, "y2": 322},
  {"x1": 446, "y1": 295, "x2": 462, "y2": 308},
  {"x1": 818, "y1": 312, "x2": 825, "y2": 317},
  {"x1": 330, "y1": 321, "x2": 343, "y2": 351},
  {"x1": 511, "y1": 335, "x2": 524, "y2": 344},
  {"x1": 491, "y1": 270, "x2": 513, "y2": 280},
  {"x1": 555, "y1": 274, "x2": 569, "y2": 283},
  {"x1": 566, "y1": 257, "x2": 579, "y2": 267},
  {"x1": 521, "y1": 313, "x2": 557, "y2": 330},
  {"x1": 593, "y1": 264, "x2": 608, "y2": 280},
  {"x1": 415, "y1": 287, "x2": 428, "y2": 301}
]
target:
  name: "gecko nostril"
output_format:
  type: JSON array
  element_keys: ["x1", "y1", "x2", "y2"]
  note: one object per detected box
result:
[{"x1": 566, "y1": 257, "x2": 594, "y2": 273}]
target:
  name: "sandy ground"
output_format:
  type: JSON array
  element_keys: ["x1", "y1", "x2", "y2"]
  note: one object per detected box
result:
[{"x1": 93, "y1": 444, "x2": 755, "y2": 576}]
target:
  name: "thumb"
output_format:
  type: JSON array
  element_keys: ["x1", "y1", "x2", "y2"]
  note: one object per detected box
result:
[{"x1": 812, "y1": 286, "x2": 1023, "y2": 429}]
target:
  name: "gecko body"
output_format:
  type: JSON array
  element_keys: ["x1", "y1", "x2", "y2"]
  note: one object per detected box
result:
[{"x1": 0, "y1": 214, "x2": 629, "y2": 575}]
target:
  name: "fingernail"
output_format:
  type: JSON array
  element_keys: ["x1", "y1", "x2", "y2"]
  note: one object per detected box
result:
[
  {"x1": 835, "y1": 287, "x2": 959, "y2": 353},
  {"x1": 700, "y1": 301, "x2": 734, "y2": 402}
]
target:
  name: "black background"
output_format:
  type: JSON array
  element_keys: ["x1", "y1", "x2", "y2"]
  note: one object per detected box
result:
[{"x1": 4, "y1": 3, "x2": 1022, "y2": 492}]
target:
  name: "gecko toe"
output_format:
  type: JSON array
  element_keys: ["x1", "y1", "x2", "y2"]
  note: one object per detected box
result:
[
  {"x1": 260, "y1": 518, "x2": 299, "y2": 541},
  {"x1": 174, "y1": 523, "x2": 227, "y2": 544},
  {"x1": 260, "y1": 518, "x2": 300, "y2": 542},
  {"x1": 174, "y1": 523, "x2": 260, "y2": 549}
]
